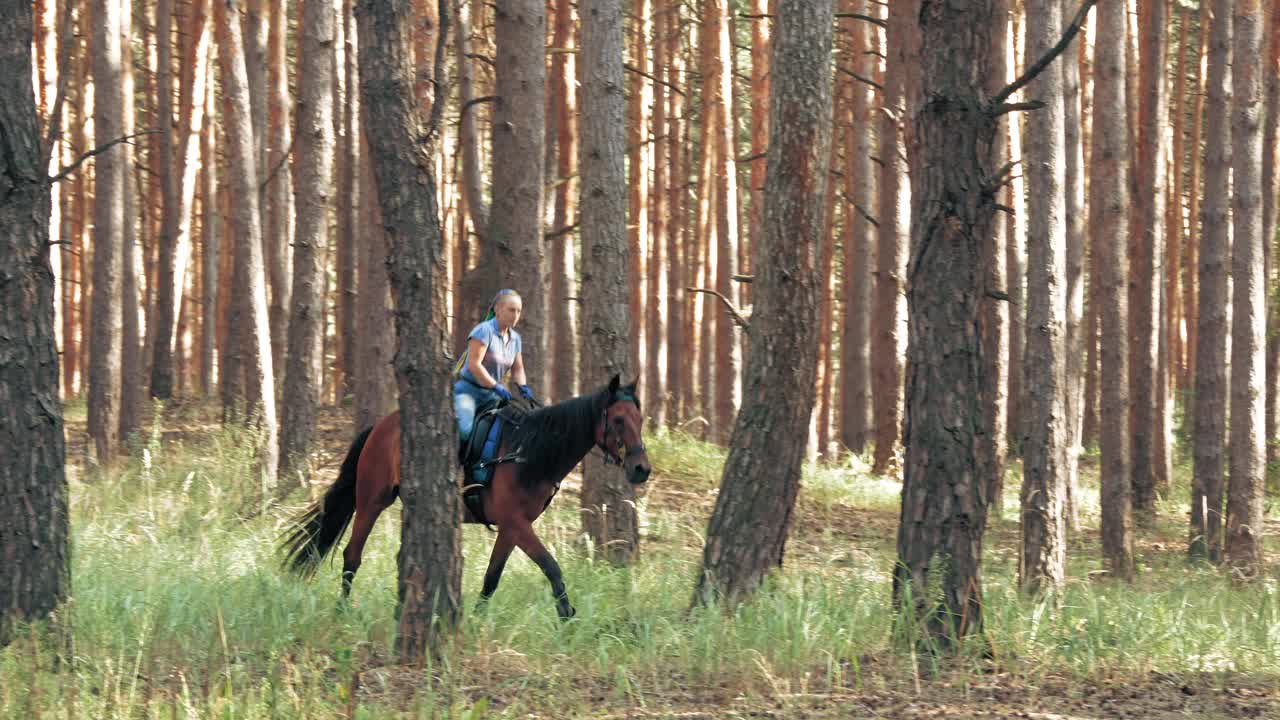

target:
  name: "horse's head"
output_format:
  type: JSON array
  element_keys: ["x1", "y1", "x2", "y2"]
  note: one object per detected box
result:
[{"x1": 595, "y1": 374, "x2": 651, "y2": 485}]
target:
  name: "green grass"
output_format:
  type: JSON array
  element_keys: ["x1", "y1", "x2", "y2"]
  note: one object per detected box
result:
[{"x1": 2, "y1": 405, "x2": 1278, "y2": 718}]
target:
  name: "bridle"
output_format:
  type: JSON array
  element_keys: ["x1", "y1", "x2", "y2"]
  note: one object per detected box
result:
[{"x1": 595, "y1": 393, "x2": 646, "y2": 467}]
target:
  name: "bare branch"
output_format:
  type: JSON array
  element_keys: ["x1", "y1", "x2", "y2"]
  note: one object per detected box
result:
[
  {"x1": 992, "y1": 100, "x2": 1046, "y2": 115},
  {"x1": 461, "y1": 94, "x2": 498, "y2": 117},
  {"x1": 834, "y1": 12, "x2": 886, "y2": 28},
  {"x1": 685, "y1": 287, "x2": 750, "y2": 329},
  {"x1": 48, "y1": 131, "x2": 161, "y2": 185},
  {"x1": 989, "y1": 0, "x2": 1099, "y2": 109},
  {"x1": 837, "y1": 65, "x2": 884, "y2": 91},
  {"x1": 625, "y1": 63, "x2": 686, "y2": 96},
  {"x1": 259, "y1": 133, "x2": 297, "y2": 190}
]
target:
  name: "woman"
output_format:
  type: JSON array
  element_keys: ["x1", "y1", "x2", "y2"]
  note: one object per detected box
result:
[{"x1": 454, "y1": 288, "x2": 536, "y2": 442}]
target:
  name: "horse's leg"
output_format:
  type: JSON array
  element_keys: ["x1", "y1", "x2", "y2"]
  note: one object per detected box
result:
[
  {"x1": 507, "y1": 521, "x2": 575, "y2": 619},
  {"x1": 476, "y1": 530, "x2": 516, "y2": 607},
  {"x1": 341, "y1": 501, "x2": 388, "y2": 599}
]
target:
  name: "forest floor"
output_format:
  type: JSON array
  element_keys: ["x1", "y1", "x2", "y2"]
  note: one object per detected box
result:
[{"x1": 6, "y1": 399, "x2": 1279, "y2": 719}]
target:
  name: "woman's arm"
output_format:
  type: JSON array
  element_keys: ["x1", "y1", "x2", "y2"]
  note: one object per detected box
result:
[
  {"x1": 466, "y1": 337, "x2": 499, "y2": 388},
  {"x1": 511, "y1": 350, "x2": 528, "y2": 387}
]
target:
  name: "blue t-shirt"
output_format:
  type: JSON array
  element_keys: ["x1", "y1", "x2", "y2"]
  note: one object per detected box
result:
[{"x1": 459, "y1": 318, "x2": 522, "y2": 386}]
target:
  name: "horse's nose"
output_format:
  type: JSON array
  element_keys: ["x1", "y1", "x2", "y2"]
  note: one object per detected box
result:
[{"x1": 630, "y1": 464, "x2": 651, "y2": 485}]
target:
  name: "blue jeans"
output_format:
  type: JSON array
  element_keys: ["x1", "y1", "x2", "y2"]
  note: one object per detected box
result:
[{"x1": 453, "y1": 379, "x2": 498, "y2": 442}]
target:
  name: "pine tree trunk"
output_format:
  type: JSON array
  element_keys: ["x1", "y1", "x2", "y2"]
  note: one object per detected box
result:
[
  {"x1": 1131, "y1": 0, "x2": 1169, "y2": 516},
  {"x1": 693, "y1": 0, "x2": 832, "y2": 607},
  {"x1": 627, "y1": 0, "x2": 650, "y2": 407},
  {"x1": 490, "y1": 0, "x2": 546, "y2": 390},
  {"x1": 200, "y1": 74, "x2": 220, "y2": 396},
  {"x1": 87, "y1": 0, "x2": 125, "y2": 463},
  {"x1": 0, "y1": 0, "x2": 70, "y2": 646},
  {"x1": 215, "y1": 0, "x2": 279, "y2": 488},
  {"x1": 896, "y1": 0, "x2": 1002, "y2": 648},
  {"x1": 980, "y1": 0, "x2": 1010, "y2": 517},
  {"x1": 119, "y1": 0, "x2": 143, "y2": 442},
  {"x1": 279, "y1": 0, "x2": 336, "y2": 491},
  {"x1": 548, "y1": 0, "x2": 578, "y2": 402},
  {"x1": 1006, "y1": 11, "x2": 1026, "y2": 458},
  {"x1": 1019, "y1": 0, "x2": 1068, "y2": 596},
  {"x1": 266, "y1": 0, "x2": 294, "y2": 379},
  {"x1": 872, "y1": 0, "x2": 910, "y2": 475},
  {"x1": 646, "y1": 0, "x2": 668, "y2": 424},
  {"x1": 354, "y1": 130, "x2": 397, "y2": 431},
  {"x1": 840, "y1": 0, "x2": 872, "y2": 455},
  {"x1": 336, "y1": 0, "x2": 358, "y2": 406},
  {"x1": 356, "y1": 0, "x2": 462, "y2": 659},
  {"x1": 1169, "y1": 6, "x2": 1190, "y2": 394},
  {"x1": 1190, "y1": 0, "x2": 1230, "y2": 563},
  {"x1": 1061, "y1": 0, "x2": 1087, "y2": 531},
  {"x1": 579, "y1": 0, "x2": 639, "y2": 564},
  {"x1": 1184, "y1": 1, "x2": 1208, "y2": 397},
  {"x1": 1262, "y1": 7, "x2": 1280, "y2": 471},
  {"x1": 666, "y1": 6, "x2": 686, "y2": 420},
  {"x1": 1225, "y1": 0, "x2": 1265, "y2": 577},
  {"x1": 1093, "y1": 0, "x2": 1135, "y2": 578},
  {"x1": 152, "y1": 0, "x2": 210, "y2": 401},
  {"x1": 710, "y1": 0, "x2": 740, "y2": 441}
]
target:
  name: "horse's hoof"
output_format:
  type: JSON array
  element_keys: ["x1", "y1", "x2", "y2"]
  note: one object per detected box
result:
[{"x1": 557, "y1": 603, "x2": 576, "y2": 621}]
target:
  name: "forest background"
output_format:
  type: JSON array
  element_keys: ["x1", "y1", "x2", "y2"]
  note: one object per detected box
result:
[{"x1": 2, "y1": 0, "x2": 1280, "y2": 717}]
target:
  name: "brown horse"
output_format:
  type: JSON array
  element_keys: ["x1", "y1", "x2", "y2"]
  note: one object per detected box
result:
[{"x1": 281, "y1": 375, "x2": 651, "y2": 619}]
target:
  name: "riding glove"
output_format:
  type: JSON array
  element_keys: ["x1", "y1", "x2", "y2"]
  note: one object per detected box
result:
[
  {"x1": 519, "y1": 384, "x2": 536, "y2": 401},
  {"x1": 492, "y1": 384, "x2": 513, "y2": 401}
]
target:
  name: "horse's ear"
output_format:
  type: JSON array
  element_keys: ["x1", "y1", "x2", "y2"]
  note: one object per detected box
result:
[
  {"x1": 625, "y1": 379, "x2": 639, "y2": 395},
  {"x1": 608, "y1": 374, "x2": 621, "y2": 394}
]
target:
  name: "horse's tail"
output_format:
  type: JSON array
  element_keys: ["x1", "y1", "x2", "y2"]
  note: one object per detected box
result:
[{"x1": 279, "y1": 425, "x2": 374, "y2": 579}]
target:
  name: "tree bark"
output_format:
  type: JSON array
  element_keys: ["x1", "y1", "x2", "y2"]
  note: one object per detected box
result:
[
  {"x1": 692, "y1": 0, "x2": 832, "y2": 608},
  {"x1": 1190, "y1": 0, "x2": 1230, "y2": 563},
  {"x1": 279, "y1": 0, "x2": 336, "y2": 491},
  {"x1": 1093, "y1": 0, "x2": 1135, "y2": 578},
  {"x1": 1019, "y1": 0, "x2": 1068, "y2": 596},
  {"x1": 0, "y1": 0, "x2": 70, "y2": 646},
  {"x1": 87, "y1": 0, "x2": 125, "y2": 463},
  {"x1": 895, "y1": 0, "x2": 1000, "y2": 649},
  {"x1": 579, "y1": 0, "x2": 638, "y2": 564},
  {"x1": 356, "y1": 0, "x2": 462, "y2": 660},
  {"x1": 1225, "y1": 0, "x2": 1265, "y2": 577},
  {"x1": 214, "y1": 0, "x2": 279, "y2": 488}
]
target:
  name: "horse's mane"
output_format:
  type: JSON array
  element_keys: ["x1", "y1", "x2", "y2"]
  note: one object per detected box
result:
[{"x1": 499, "y1": 387, "x2": 606, "y2": 481}]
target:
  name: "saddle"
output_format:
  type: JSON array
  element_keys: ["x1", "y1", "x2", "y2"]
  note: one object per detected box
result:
[{"x1": 458, "y1": 401, "x2": 525, "y2": 528}]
